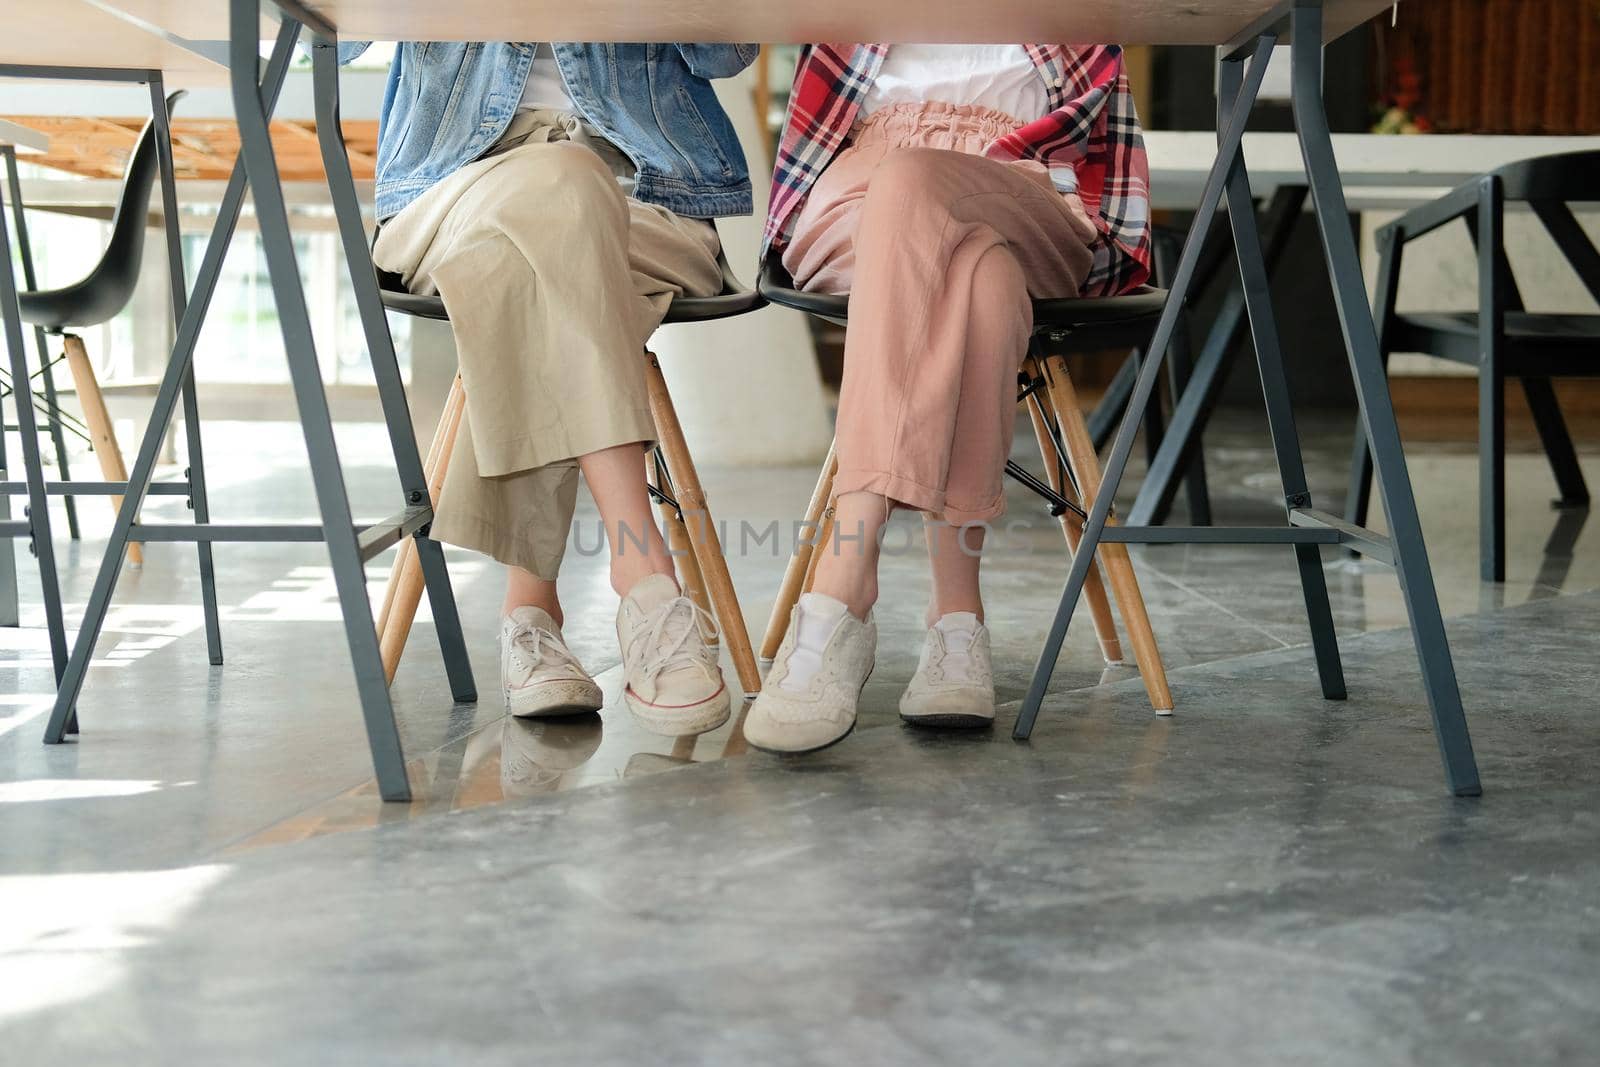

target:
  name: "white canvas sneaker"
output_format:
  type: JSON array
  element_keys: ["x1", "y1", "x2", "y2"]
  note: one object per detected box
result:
[
  {"x1": 898, "y1": 612, "x2": 995, "y2": 729},
  {"x1": 501, "y1": 607, "x2": 605, "y2": 718},
  {"x1": 744, "y1": 592, "x2": 877, "y2": 754},
  {"x1": 616, "y1": 573, "x2": 731, "y2": 737}
]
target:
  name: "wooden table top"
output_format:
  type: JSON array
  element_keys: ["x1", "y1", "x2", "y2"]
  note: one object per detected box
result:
[
  {"x1": 85, "y1": 0, "x2": 1395, "y2": 48},
  {"x1": 0, "y1": 1, "x2": 226, "y2": 86}
]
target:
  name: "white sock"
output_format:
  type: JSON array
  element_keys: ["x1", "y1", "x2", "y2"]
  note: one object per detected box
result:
[
  {"x1": 780, "y1": 592, "x2": 850, "y2": 692},
  {"x1": 932, "y1": 612, "x2": 981, "y2": 680}
]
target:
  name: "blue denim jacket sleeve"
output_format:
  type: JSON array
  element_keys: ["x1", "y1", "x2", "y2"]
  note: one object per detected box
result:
[
  {"x1": 366, "y1": 42, "x2": 753, "y2": 220},
  {"x1": 673, "y1": 44, "x2": 760, "y2": 79},
  {"x1": 337, "y1": 41, "x2": 371, "y2": 64}
]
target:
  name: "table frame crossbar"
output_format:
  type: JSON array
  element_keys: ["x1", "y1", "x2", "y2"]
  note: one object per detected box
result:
[
  {"x1": 1017, "y1": 1, "x2": 1481, "y2": 798},
  {"x1": 39, "y1": 13, "x2": 478, "y2": 802}
]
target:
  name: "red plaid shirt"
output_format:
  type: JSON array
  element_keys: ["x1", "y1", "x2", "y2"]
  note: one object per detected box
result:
[{"x1": 764, "y1": 44, "x2": 1152, "y2": 297}]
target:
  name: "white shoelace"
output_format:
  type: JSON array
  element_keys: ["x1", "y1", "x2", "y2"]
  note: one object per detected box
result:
[
  {"x1": 627, "y1": 596, "x2": 718, "y2": 681},
  {"x1": 507, "y1": 624, "x2": 581, "y2": 679}
]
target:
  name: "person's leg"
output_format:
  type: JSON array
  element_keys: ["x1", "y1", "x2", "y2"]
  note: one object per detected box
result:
[
  {"x1": 899, "y1": 241, "x2": 1031, "y2": 732},
  {"x1": 588, "y1": 199, "x2": 723, "y2": 597},
  {"x1": 903, "y1": 511, "x2": 995, "y2": 729},
  {"x1": 809, "y1": 490, "x2": 888, "y2": 620},
  {"x1": 503, "y1": 568, "x2": 561, "y2": 624},
  {"x1": 811, "y1": 158, "x2": 1040, "y2": 618},
  {"x1": 377, "y1": 134, "x2": 726, "y2": 732},
  {"x1": 385, "y1": 141, "x2": 720, "y2": 600},
  {"x1": 749, "y1": 146, "x2": 1092, "y2": 752},
  {"x1": 379, "y1": 141, "x2": 659, "y2": 603},
  {"x1": 924, "y1": 518, "x2": 985, "y2": 625},
  {"x1": 828, "y1": 149, "x2": 1089, "y2": 525},
  {"x1": 578, "y1": 442, "x2": 675, "y2": 596}
]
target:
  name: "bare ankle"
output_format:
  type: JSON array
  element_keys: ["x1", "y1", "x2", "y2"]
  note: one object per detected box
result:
[
  {"x1": 610, "y1": 556, "x2": 676, "y2": 599},
  {"x1": 812, "y1": 555, "x2": 879, "y2": 621},
  {"x1": 503, "y1": 568, "x2": 562, "y2": 624},
  {"x1": 503, "y1": 596, "x2": 562, "y2": 626},
  {"x1": 813, "y1": 580, "x2": 877, "y2": 622}
]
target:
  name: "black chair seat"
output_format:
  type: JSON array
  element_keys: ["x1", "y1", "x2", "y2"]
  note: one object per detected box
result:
[
  {"x1": 17, "y1": 93, "x2": 184, "y2": 333},
  {"x1": 758, "y1": 257, "x2": 1167, "y2": 341},
  {"x1": 377, "y1": 251, "x2": 762, "y2": 325},
  {"x1": 1392, "y1": 311, "x2": 1600, "y2": 373},
  {"x1": 18, "y1": 278, "x2": 139, "y2": 335}
]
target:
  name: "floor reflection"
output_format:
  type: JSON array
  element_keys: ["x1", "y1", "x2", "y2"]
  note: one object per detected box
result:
[
  {"x1": 228, "y1": 699, "x2": 754, "y2": 852},
  {"x1": 3, "y1": 417, "x2": 1594, "y2": 870},
  {"x1": 1534, "y1": 506, "x2": 1590, "y2": 590}
]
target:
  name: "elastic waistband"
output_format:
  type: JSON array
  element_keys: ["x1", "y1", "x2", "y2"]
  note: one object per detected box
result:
[
  {"x1": 492, "y1": 108, "x2": 636, "y2": 185},
  {"x1": 849, "y1": 101, "x2": 1025, "y2": 155}
]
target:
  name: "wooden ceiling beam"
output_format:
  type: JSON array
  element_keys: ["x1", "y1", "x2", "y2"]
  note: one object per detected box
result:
[{"x1": 0, "y1": 116, "x2": 380, "y2": 185}]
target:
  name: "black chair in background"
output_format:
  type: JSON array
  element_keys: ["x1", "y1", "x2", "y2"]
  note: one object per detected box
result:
[
  {"x1": 1346, "y1": 150, "x2": 1600, "y2": 582},
  {"x1": 14, "y1": 91, "x2": 191, "y2": 567},
  {"x1": 757, "y1": 256, "x2": 1175, "y2": 718}
]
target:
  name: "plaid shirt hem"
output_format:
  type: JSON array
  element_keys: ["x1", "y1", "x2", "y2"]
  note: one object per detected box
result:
[{"x1": 764, "y1": 44, "x2": 1151, "y2": 297}]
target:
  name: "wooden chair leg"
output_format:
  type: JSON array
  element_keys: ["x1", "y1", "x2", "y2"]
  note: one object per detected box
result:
[
  {"x1": 644, "y1": 351, "x2": 761, "y2": 698},
  {"x1": 377, "y1": 374, "x2": 462, "y2": 637},
  {"x1": 1036, "y1": 355, "x2": 1175, "y2": 714},
  {"x1": 61, "y1": 334, "x2": 141, "y2": 565},
  {"x1": 649, "y1": 450, "x2": 717, "y2": 646},
  {"x1": 1021, "y1": 367, "x2": 1125, "y2": 666},
  {"x1": 378, "y1": 373, "x2": 465, "y2": 685},
  {"x1": 800, "y1": 495, "x2": 837, "y2": 598},
  {"x1": 759, "y1": 441, "x2": 837, "y2": 662}
]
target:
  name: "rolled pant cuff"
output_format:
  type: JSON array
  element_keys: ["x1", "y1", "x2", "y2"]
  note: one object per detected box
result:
[{"x1": 833, "y1": 467, "x2": 1008, "y2": 526}]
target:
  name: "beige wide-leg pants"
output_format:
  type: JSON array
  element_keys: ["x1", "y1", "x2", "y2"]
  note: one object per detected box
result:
[{"x1": 374, "y1": 109, "x2": 723, "y2": 580}]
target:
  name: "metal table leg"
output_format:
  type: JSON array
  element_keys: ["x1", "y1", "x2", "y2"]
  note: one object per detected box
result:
[
  {"x1": 1289, "y1": 0, "x2": 1477, "y2": 793},
  {"x1": 1127, "y1": 185, "x2": 1307, "y2": 527},
  {"x1": 2, "y1": 145, "x2": 79, "y2": 545},
  {"x1": 310, "y1": 40, "x2": 476, "y2": 705},
  {"x1": 1342, "y1": 224, "x2": 1400, "y2": 533},
  {"x1": 0, "y1": 146, "x2": 67, "y2": 680},
  {"x1": 43, "y1": 23, "x2": 302, "y2": 745},
  {"x1": 43, "y1": 13, "x2": 473, "y2": 801},
  {"x1": 1084, "y1": 232, "x2": 1213, "y2": 527},
  {"x1": 148, "y1": 76, "x2": 224, "y2": 665},
  {"x1": 0, "y1": 147, "x2": 16, "y2": 628},
  {"x1": 1217, "y1": 59, "x2": 1345, "y2": 701},
  {"x1": 1016, "y1": 0, "x2": 1481, "y2": 798},
  {"x1": 0, "y1": 340, "x2": 14, "y2": 629},
  {"x1": 1016, "y1": 31, "x2": 1280, "y2": 740},
  {"x1": 1153, "y1": 230, "x2": 1213, "y2": 525},
  {"x1": 226, "y1": 0, "x2": 419, "y2": 799},
  {"x1": 1, "y1": 67, "x2": 224, "y2": 685}
]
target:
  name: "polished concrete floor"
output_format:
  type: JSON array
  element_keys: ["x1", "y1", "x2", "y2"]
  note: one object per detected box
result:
[{"x1": 2, "y1": 409, "x2": 1597, "y2": 1063}]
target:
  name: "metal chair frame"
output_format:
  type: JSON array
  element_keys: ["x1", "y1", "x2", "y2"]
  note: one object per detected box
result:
[{"x1": 1345, "y1": 149, "x2": 1600, "y2": 583}]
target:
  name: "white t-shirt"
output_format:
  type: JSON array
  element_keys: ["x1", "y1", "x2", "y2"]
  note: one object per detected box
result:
[
  {"x1": 518, "y1": 43, "x2": 574, "y2": 112},
  {"x1": 859, "y1": 45, "x2": 1049, "y2": 124}
]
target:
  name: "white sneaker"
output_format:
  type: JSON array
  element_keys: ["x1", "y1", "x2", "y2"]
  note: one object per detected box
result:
[
  {"x1": 501, "y1": 607, "x2": 605, "y2": 718},
  {"x1": 616, "y1": 573, "x2": 731, "y2": 737},
  {"x1": 744, "y1": 592, "x2": 876, "y2": 754},
  {"x1": 899, "y1": 612, "x2": 995, "y2": 729}
]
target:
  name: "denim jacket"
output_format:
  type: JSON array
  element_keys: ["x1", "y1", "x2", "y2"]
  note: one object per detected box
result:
[{"x1": 340, "y1": 42, "x2": 759, "y2": 220}]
